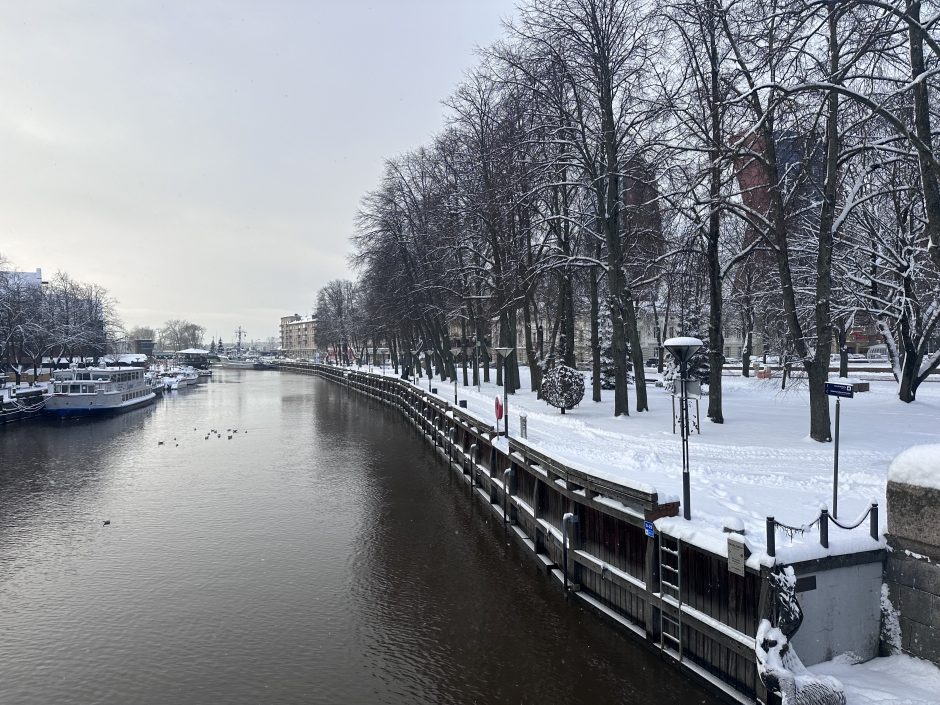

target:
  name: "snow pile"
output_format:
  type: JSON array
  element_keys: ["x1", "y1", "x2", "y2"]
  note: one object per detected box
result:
[
  {"x1": 810, "y1": 653, "x2": 940, "y2": 705},
  {"x1": 756, "y1": 620, "x2": 846, "y2": 705},
  {"x1": 888, "y1": 444, "x2": 940, "y2": 490}
]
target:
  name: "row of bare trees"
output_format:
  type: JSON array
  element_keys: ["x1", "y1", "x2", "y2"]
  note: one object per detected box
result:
[
  {"x1": 343, "y1": 0, "x2": 940, "y2": 442},
  {"x1": 0, "y1": 262, "x2": 120, "y2": 382}
]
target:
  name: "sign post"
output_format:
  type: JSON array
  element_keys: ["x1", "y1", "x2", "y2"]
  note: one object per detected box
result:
[{"x1": 825, "y1": 381, "x2": 854, "y2": 518}]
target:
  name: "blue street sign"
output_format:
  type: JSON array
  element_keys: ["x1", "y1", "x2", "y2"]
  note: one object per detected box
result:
[
  {"x1": 825, "y1": 382, "x2": 854, "y2": 399},
  {"x1": 644, "y1": 520, "x2": 655, "y2": 538}
]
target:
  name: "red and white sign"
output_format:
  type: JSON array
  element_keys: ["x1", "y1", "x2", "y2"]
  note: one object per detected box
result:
[{"x1": 494, "y1": 396, "x2": 504, "y2": 422}]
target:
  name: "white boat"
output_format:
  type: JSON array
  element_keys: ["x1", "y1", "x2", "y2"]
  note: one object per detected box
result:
[
  {"x1": 45, "y1": 367, "x2": 156, "y2": 418},
  {"x1": 158, "y1": 365, "x2": 199, "y2": 389}
]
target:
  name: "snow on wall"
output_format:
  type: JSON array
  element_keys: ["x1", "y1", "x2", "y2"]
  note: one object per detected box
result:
[{"x1": 888, "y1": 444, "x2": 940, "y2": 490}]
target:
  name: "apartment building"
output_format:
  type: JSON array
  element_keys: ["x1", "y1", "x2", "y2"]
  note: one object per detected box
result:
[{"x1": 279, "y1": 314, "x2": 318, "y2": 359}]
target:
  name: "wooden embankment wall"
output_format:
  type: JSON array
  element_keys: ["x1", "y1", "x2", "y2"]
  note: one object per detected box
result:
[{"x1": 279, "y1": 362, "x2": 773, "y2": 704}]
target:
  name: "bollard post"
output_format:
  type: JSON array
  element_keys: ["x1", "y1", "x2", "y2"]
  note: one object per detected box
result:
[
  {"x1": 562, "y1": 512, "x2": 574, "y2": 591},
  {"x1": 766, "y1": 517, "x2": 776, "y2": 558},
  {"x1": 564, "y1": 513, "x2": 580, "y2": 592},
  {"x1": 520, "y1": 413, "x2": 528, "y2": 439},
  {"x1": 870, "y1": 503, "x2": 879, "y2": 541},
  {"x1": 819, "y1": 508, "x2": 829, "y2": 549},
  {"x1": 503, "y1": 468, "x2": 513, "y2": 526}
]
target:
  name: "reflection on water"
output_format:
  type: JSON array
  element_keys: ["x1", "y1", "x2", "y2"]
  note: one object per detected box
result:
[{"x1": 0, "y1": 371, "x2": 718, "y2": 704}]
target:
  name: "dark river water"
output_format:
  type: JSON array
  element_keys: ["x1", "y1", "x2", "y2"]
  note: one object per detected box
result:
[{"x1": 0, "y1": 370, "x2": 718, "y2": 705}]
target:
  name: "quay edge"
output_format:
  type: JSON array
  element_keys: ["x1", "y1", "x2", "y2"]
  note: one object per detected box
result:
[{"x1": 279, "y1": 361, "x2": 887, "y2": 705}]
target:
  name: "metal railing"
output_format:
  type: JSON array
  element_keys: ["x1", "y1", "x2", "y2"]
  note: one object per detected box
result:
[{"x1": 765, "y1": 503, "x2": 879, "y2": 557}]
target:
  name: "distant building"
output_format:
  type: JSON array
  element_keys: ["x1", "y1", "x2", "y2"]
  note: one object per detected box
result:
[
  {"x1": 134, "y1": 339, "x2": 155, "y2": 357},
  {"x1": 0, "y1": 267, "x2": 45, "y2": 289},
  {"x1": 280, "y1": 314, "x2": 318, "y2": 358},
  {"x1": 177, "y1": 348, "x2": 210, "y2": 370}
]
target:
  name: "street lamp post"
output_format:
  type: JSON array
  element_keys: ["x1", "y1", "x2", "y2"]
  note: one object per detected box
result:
[
  {"x1": 664, "y1": 337, "x2": 703, "y2": 521},
  {"x1": 475, "y1": 338, "x2": 481, "y2": 392},
  {"x1": 493, "y1": 347, "x2": 515, "y2": 437},
  {"x1": 449, "y1": 347, "x2": 462, "y2": 404}
]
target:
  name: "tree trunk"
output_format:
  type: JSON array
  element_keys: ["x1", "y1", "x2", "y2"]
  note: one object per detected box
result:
[
  {"x1": 624, "y1": 294, "x2": 648, "y2": 412},
  {"x1": 808, "y1": 361, "x2": 832, "y2": 441},
  {"x1": 898, "y1": 351, "x2": 918, "y2": 403},
  {"x1": 524, "y1": 291, "x2": 541, "y2": 392},
  {"x1": 705, "y1": 0, "x2": 724, "y2": 425},
  {"x1": 590, "y1": 264, "x2": 602, "y2": 402},
  {"x1": 838, "y1": 328, "x2": 849, "y2": 378},
  {"x1": 741, "y1": 316, "x2": 752, "y2": 378}
]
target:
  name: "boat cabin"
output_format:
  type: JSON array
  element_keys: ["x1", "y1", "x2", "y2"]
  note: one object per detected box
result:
[{"x1": 51, "y1": 367, "x2": 144, "y2": 394}]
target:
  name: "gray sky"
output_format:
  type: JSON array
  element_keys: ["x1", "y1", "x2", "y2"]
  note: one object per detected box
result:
[{"x1": 0, "y1": 0, "x2": 516, "y2": 343}]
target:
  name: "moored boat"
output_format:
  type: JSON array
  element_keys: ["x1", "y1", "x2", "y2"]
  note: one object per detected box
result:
[
  {"x1": 45, "y1": 367, "x2": 156, "y2": 418},
  {"x1": 1, "y1": 384, "x2": 47, "y2": 424},
  {"x1": 218, "y1": 355, "x2": 264, "y2": 369}
]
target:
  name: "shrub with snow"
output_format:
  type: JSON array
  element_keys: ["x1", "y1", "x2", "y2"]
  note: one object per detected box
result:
[{"x1": 541, "y1": 365, "x2": 585, "y2": 413}]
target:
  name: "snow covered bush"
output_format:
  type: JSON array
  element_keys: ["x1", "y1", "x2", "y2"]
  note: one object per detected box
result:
[{"x1": 541, "y1": 365, "x2": 584, "y2": 413}]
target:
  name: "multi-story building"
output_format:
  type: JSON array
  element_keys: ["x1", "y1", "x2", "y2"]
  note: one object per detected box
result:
[{"x1": 279, "y1": 314, "x2": 318, "y2": 359}]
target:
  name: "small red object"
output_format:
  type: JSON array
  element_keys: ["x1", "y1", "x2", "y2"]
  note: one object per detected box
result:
[{"x1": 495, "y1": 396, "x2": 503, "y2": 421}]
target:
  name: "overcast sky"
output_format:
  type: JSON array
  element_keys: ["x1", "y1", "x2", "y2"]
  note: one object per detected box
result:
[{"x1": 0, "y1": 0, "x2": 517, "y2": 343}]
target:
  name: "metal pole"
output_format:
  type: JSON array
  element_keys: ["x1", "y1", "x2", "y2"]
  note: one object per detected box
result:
[
  {"x1": 503, "y1": 354, "x2": 509, "y2": 437},
  {"x1": 680, "y1": 359, "x2": 691, "y2": 520},
  {"x1": 454, "y1": 378, "x2": 458, "y2": 405},
  {"x1": 476, "y1": 341, "x2": 480, "y2": 392},
  {"x1": 833, "y1": 397, "x2": 840, "y2": 519}
]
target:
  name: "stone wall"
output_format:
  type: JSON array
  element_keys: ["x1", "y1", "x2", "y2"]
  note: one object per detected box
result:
[{"x1": 884, "y1": 479, "x2": 940, "y2": 663}]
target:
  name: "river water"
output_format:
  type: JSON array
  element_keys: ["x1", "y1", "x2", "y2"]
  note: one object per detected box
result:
[{"x1": 0, "y1": 370, "x2": 718, "y2": 704}]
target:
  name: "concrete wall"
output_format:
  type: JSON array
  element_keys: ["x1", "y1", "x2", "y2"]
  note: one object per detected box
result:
[
  {"x1": 885, "y1": 480, "x2": 940, "y2": 664},
  {"x1": 791, "y1": 560, "x2": 883, "y2": 666}
]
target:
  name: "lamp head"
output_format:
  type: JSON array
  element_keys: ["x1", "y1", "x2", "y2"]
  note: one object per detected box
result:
[
  {"x1": 663, "y1": 337, "x2": 703, "y2": 364},
  {"x1": 493, "y1": 346, "x2": 515, "y2": 358}
]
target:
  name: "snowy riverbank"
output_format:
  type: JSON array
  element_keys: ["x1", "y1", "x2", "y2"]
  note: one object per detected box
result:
[{"x1": 360, "y1": 364, "x2": 938, "y2": 563}]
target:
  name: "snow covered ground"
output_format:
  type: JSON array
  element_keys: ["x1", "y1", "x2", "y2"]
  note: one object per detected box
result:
[
  {"x1": 810, "y1": 653, "x2": 940, "y2": 705},
  {"x1": 363, "y1": 364, "x2": 940, "y2": 563}
]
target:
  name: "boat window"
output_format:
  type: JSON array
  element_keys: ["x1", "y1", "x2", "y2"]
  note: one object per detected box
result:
[{"x1": 70, "y1": 385, "x2": 81, "y2": 393}]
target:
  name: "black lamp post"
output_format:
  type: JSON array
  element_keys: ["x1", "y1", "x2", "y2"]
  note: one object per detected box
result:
[
  {"x1": 664, "y1": 336, "x2": 703, "y2": 521},
  {"x1": 493, "y1": 347, "x2": 515, "y2": 437},
  {"x1": 449, "y1": 347, "x2": 462, "y2": 404}
]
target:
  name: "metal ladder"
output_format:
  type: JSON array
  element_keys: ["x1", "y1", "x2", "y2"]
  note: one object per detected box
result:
[{"x1": 658, "y1": 533, "x2": 683, "y2": 661}]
